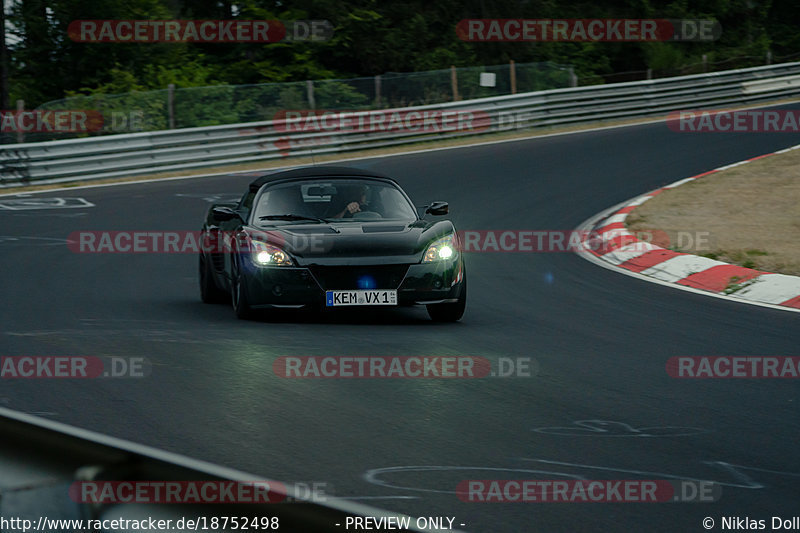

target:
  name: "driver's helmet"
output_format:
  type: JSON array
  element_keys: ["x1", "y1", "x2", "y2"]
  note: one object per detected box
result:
[{"x1": 340, "y1": 184, "x2": 367, "y2": 206}]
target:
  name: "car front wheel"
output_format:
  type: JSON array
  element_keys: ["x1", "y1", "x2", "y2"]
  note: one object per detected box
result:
[
  {"x1": 231, "y1": 257, "x2": 255, "y2": 320},
  {"x1": 199, "y1": 253, "x2": 228, "y2": 304}
]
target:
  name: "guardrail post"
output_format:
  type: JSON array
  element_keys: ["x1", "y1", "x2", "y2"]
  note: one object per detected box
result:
[
  {"x1": 510, "y1": 60, "x2": 517, "y2": 94},
  {"x1": 451, "y1": 65, "x2": 460, "y2": 101},
  {"x1": 167, "y1": 83, "x2": 175, "y2": 129},
  {"x1": 15, "y1": 98, "x2": 22, "y2": 143},
  {"x1": 766, "y1": 50, "x2": 772, "y2": 65},
  {"x1": 0, "y1": 1, "x2": 7, "y2": 111},
  {"x1": 646, "y1": 68, "x2": 652, "y2": 80},
  {"x1": 374, "y1": 75, "x2": 381, "y2": 107},
  {"x1": 306, "y1": 80, "x2": 316, "y2": 110},
  {"x1": 702, "y1": 54, "x2": 707, "y2": 73},
  {"x1": 568, "y1": 67, "x2": 577, "y2": 87},
  {"x1": 1, "y1": 148, "x2": 29, "y2": 184}
]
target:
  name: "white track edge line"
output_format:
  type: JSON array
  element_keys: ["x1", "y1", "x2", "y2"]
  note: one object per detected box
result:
[{"x1": 574, "y1": 203, "x2": 800, "y2": 315}]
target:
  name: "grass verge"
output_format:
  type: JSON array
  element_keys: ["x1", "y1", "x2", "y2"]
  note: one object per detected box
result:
[{"x1": 628, "y1": 145, "x2": 800, "y2": 276}]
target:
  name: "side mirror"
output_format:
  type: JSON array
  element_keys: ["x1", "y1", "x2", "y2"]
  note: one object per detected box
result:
[
  {"x1": 425, "y1": 201, "x2": 449, "y2": 216},
  {"x1": 211, "y1": 206, "x2": 241, "y2": 222}
]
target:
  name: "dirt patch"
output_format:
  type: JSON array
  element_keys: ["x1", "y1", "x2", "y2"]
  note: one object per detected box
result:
[{"x1": 627, "y1": 146, "x2": 800, "y2": 276}]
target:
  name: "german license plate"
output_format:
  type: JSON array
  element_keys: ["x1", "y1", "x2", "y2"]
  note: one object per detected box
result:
[{"x1": 326, "y1": 290, "x2": 397, "y2": 306}]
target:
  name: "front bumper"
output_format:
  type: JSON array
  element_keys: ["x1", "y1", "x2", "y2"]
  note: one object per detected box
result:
[{"x1": 240, "y1": 258, "x2": 464, "y2": 309}]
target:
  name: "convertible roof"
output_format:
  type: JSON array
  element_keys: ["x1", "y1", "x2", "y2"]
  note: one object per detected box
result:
[{"x1": 247, "y1": 166, "x2": 396, "y2": 192}]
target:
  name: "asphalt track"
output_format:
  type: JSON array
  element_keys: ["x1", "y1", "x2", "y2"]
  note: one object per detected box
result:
[{"x1": 1, "y1": 117, "x2": 799, "y2": 532}]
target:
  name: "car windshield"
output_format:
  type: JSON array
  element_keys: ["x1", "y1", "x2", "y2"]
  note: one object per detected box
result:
[{"x1": 252, "y1": 178, "x2": 418, "y2": 223}]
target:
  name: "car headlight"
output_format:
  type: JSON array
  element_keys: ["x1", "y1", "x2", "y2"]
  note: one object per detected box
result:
[
  {"x1": 250, "y1": 240, "x2": 294, "y2": 266},
  {"x1": 423, "y1": 234, "x2": 458, "y2": 262}
]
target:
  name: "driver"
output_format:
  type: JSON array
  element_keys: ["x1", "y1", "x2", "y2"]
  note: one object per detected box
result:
[{"x1": 330, "y1": 185, "x2": 368, "y2": 218}]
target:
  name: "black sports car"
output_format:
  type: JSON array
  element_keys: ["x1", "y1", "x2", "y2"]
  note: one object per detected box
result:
[{"x1": 199, "y1": 165, "x2": 466, "y2": 321}]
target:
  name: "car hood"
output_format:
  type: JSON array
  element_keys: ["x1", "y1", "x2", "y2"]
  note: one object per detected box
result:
[{"x1": 246, "y1": 220, "x2": 455, "y2": 266}]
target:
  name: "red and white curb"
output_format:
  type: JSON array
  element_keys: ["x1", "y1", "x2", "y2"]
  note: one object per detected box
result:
[{"x1": 576, "y1": 144, "x2": 800, "y2": 313}]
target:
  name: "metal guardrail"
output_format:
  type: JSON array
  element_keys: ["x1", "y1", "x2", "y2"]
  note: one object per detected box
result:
[
  {"x1": 3, "y1": 62, "x2": 800, "y2": 188},
  {"x1": 0, "y1": 407, "x2": 446, "y2": 532},
  {"x1": 741, "y1": 74, "x2": 800, "y2": 94}
]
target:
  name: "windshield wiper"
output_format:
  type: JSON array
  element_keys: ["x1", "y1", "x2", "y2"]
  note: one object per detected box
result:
[{"x1": 259, "y1": 214, "x2": 330, "y2": 223}]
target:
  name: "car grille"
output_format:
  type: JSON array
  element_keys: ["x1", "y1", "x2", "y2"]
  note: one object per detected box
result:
[{"x1": 309, "y1": 265, "x2": 409, "y2": 290}]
